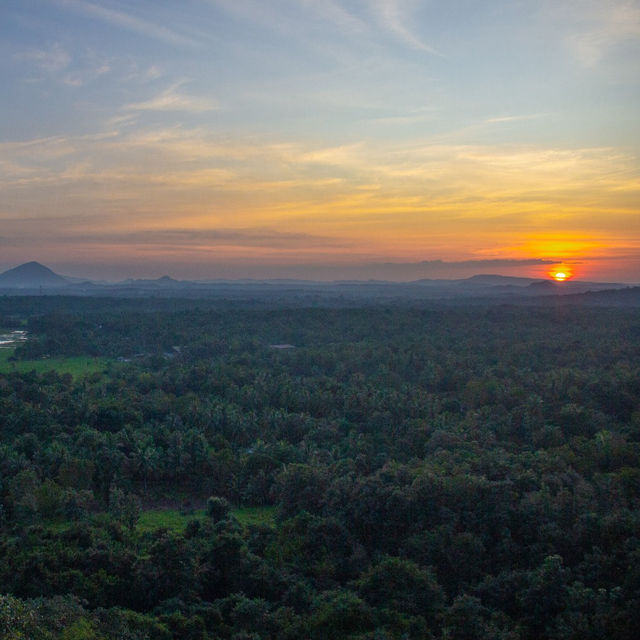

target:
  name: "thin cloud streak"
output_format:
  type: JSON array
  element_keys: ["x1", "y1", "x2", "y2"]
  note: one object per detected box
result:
[
  {"x1": 544, "y1": 0, "x2": 640, "y2": 66},
  {"x1": 126, "y1": 83, "x2": 219, "y2": 113},
  {"x1": 485, "y1": 114, "x2": 548, "y2": 124},
  {"x1": 14, "y1": 43, "x2": 71, "y2": 72},
  {"x1": 573, "y1": 0, "x2": 640, "y2": 65},
  {"x1": 300, "y1": 0, "x2": 367, "y2": 34},
  {"x1": 2, "y1": 129, "x2": 638, "y2": 224},
  {"x1": 56, "y1": 0, "x2": 200, "y2": 47},
  {"x1": 42, "y1": 227, "x2": 351, "y2": 250},
  {"x1": 408, "y1": 258, "x2": 557, "y2": 268},
  {"x1": 365, "y1": 106, "x2": 439, "y2": 125},
  {"x1": 370, "y1": 0, "x2": 442, "y2": 55}
]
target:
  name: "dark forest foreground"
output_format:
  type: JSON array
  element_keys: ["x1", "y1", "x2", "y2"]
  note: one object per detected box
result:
[{"x1": 1, "y1": 299, "x2": 639, "y2": 639}]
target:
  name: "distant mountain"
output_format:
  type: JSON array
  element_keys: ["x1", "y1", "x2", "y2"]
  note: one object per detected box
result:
[
  {"x1": 0, "y1": 263, "x2": 634, "y2": 301},
  {"x1": 527, "y1": 280, "x2": 559, "y2": 292},
  {"x1": 117, "y1": 275, "x2": 194, "y2": 288},
  {"x1": 0, "y1": 261, "x2": 68, "y2": 288},
  {"x1": 460, "y1": 274, "x2": 540, "y2": 286},
  {"x1": 411, "y1": 274, "x2": 542, "y2": 287}
]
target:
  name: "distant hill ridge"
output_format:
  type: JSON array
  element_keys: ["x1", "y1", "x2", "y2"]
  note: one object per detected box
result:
[
  {"x1": 0, "y1": 261, "x2": 68, "y2": 288},
  {"x1": 0, "y1": 262, "x2": 634, "y2": 300}
]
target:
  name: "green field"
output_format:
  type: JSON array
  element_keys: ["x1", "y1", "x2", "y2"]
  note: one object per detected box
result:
[
  {"x1": 233, "y1": 505, "x2": 276, "y2": 527},
  {"x1": 137, "y1": 506, "x2": 276, "y2": 533},
  {"x1": 0, "y1": 347, "x2": 111, "y2": 376},
  {"x1": 137, "y1": 508, "x2": 204, "y2": 533}
]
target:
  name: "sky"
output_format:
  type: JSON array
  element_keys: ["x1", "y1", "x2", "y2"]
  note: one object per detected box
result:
[{"x1": 1, "y1": 0, "x2": 639, "y2": 282}]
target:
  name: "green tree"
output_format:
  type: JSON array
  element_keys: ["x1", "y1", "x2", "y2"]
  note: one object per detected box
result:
[
  {"x1": 108, "y1": 486, "x2": 141, "y2": 531},
  {"x1": 207, "y1": 495, "x2": 231, "y2": 522},
  {"x1": 357, "y1": 557, "x2": 444, "y2": 621}
]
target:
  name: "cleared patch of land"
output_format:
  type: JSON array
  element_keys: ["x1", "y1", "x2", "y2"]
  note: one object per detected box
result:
[
  {"x1": 137, "y1": 506, "x2": 276, "y2": 533},
  {"x1": 0, "y1": 347, "x2": 111, "y2": 376},
  {"x1": 233, "y1": 505, "x2": 277, "y2": 527},
  {"x1": 137, "y1": 508, "x2": 204, "y2": 533}
]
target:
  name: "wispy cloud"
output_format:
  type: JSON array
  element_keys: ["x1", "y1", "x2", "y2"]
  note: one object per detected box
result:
[
  {"x1": 297, "y1": 142, "x2": 365, "y2": 166},
  {"x1": 1, "y1": 225, "x2": 349, "y2": 251},
  {"x1": 367, "y1": 106, "x2": 439, "y2": 126},
  {"x1": 209, "y1": 0, "x2": 299, "y2": 37},
  {"x1": 63, "y1": 61, "x2": 111, "y2": 87},
  {"x1": 145, "y1": 66, "x2": 163, "y2": 80},
  {"x1": 126, "y1": 83, "x2": 218, "y2": 113},
  {"x1": 14, "y1": 43, "x2": 71, "y2": 72},
  {"x1": 411, "y1": 258, "x2": 556, "y2": 268},
  {"x1": 2, "y1": 127, "x2": 638, "y2": 270},
  {"x1": 485, "y1": 114, "x2": 547, "y2": 124},
  {"x1": 72, "y1": 227, "x2": 349, "y2": 249},
  {"x1": 14, "y1": 42, "x2": 116, "y2": 89},
  {"x1": 370, "y1": 0, "x2": 441, "y2": 55},
  {"x1": 556, "y1": 0, "x2": 640, "y2": 65},
  {"x1": 299, "y1": 0, "x2": 367, "y2": 34},
  {"x1": 57, "y1": 0, "x2": 199, "y2": 47}
]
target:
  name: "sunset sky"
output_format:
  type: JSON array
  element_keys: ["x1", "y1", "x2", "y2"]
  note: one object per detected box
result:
[{"x1": 1, "y1": 0, "x2": 639, "y2": 281}]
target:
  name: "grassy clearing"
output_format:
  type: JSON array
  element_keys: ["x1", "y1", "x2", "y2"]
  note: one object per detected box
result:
[
  {"x1": 0, "y1": 348, "x2": 111, "y2": 376},
  {"x1": 137, "y1": 505, "x2": 276, "y2": 533},
  {"x1": 47, "y1": 520, "x2": 73, "y2": 534},
  {"x1": 233, "y1": 506, "x2": 276, "y2": 527},
  {"x1": 137, "y1": 508, "x2": 205, "y2": 533},
  {"x1": 43, "y1": 506, "x2": 277, "y2": 536}
]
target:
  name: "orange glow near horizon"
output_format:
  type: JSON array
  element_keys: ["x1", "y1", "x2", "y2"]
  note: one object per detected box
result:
[
  {"x1": 549, "y1": 264, "x2": 574, "y2": 281},
  {"x1": 1, "y1": 130, "x2": 638, "y2": 282}
]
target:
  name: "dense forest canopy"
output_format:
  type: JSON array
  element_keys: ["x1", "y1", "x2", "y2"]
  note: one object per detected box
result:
[{"x1": 1, "y1": 297, "x2": 639, "y2": 639}]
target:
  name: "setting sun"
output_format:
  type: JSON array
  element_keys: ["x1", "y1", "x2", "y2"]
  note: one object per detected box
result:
[{"x1": 548, "y1": 263, "x2": 574, "y2": 282}]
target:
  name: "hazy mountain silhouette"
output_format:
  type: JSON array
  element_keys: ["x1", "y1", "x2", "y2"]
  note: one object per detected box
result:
[
  {"x1": 0, "y1": 262, "x2": 634, "y2": 304},
  {"x1": 0, "y1": 261, "x2": 68, "y2": 288}
]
